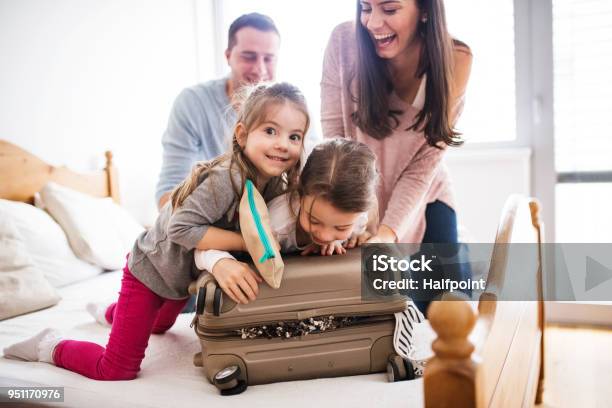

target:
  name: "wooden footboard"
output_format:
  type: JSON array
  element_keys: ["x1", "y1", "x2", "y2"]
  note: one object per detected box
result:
[{"x1": 424, "y1": 196, "x2": 545, "y2": 408}]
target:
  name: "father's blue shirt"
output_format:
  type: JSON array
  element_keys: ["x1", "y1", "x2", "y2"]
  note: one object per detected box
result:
[{"x1": 156, "y1": 77, "x2": 235, "y2": 203}]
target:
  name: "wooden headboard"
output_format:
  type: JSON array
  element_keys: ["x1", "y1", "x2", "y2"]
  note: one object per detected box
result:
[{"x1": 0, "y1": 140, "x2": 119, "y2": 204}]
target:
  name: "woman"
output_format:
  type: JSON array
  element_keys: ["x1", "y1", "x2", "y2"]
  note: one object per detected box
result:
[{"x1": 321, "y1": 0, "x2": 472, "y2": 310}]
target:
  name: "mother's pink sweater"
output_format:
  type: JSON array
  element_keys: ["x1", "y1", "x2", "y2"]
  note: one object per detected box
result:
[{"x1": 321, "y1": 22, "x2": 458, "y2": 243}]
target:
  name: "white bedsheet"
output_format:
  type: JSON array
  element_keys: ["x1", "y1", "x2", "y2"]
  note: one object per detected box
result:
[{"x1": 0, "y1": 270, "x2": 424, "y2": 408}]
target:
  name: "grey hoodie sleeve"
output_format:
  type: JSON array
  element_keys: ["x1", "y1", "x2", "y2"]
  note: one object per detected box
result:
[{"x1": 167, "y1": 167, "x2": 238, "y2": 250}]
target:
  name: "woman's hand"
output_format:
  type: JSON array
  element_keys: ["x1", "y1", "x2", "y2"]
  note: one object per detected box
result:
[
  {"x1": 344, "y1": 231, "x2": 373, "y2": 249},
  {"x1": 211, "y1": 258, "x2": 262, "y2": 304},
  {"x1": 366, "y1": 224, "x2": 398, "y2": 244}
]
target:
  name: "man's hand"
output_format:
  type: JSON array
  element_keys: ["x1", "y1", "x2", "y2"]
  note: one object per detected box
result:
[{"x1": 211, "y1": 258, "x2": 262, "y2": 304}]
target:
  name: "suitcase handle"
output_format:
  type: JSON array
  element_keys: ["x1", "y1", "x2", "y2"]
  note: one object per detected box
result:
[
  {"x1": 213, "y1": 286, "x2": 223, "y2": 316},
  {"x1": 191, "y1": 273, "x2": 235, "y2": 316},
  {"x1": 196, "y1": 286, "x2": 206, "y2": 315}
]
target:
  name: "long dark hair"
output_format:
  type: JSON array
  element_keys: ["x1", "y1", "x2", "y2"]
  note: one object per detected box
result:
[
  {"x1": 170, "y1": 82, "x2": 309, "y2": 210},
  {"x1": 352, "y1": 0, "x2": 468, "y2": 147}
]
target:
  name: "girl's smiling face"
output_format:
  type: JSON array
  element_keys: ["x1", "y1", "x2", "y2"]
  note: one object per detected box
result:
[
  {"x1": 359, "y1": 0, "x2": 422, "y2": 60},
  {"x1": 238, "y1": 101, "x2": 306, "y2": 185},
  {"x1": 299, "y1": 195, "x2": 364, "y2": 245}
]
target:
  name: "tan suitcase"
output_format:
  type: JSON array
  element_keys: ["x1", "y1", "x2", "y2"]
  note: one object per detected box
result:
[{"x1": 188, "y1": 249, "x2": 415, "y2": 395}]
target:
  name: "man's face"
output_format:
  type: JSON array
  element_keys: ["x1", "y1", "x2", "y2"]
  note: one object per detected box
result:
[{"x1": 226, "y1": 27, "x2": 280, "y2": 88}]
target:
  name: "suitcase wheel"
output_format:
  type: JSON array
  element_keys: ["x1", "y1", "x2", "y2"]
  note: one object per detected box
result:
[
  {"x1": 213, "y1": 365, "x2": 247, "y2": 395},
  {"x1": 220, "y1": 380, "x2": 247, "y2": 396},
  {"x1": 404, "y1": 359, "x2": 416, "y2": 380},
  {"x1": 386, "y1": 354, "x2": 416, "y2": 382}
]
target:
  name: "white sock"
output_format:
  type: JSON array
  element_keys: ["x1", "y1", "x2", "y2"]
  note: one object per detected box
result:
[
  {"x1": 86, "y1": 302, "x2": 111, "y2": 327},
  {"x1": 3, "y1": 328, "x2": 63, "y2": 363},
  {"x1": 38, "y1": 330, "x2": 63, "y2": 363}
]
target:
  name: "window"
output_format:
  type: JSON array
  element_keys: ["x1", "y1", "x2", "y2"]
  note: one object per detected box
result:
[
  {"x1": 556, "y1": 183, "x2": 612, "y2": 242},
  {"x1": 553, "y1": 0, "x2": 612, "y2": 173},
  {"x1": 445, "y1": 0, "x2": 516, "y2": 143},
  {"x1": 553, "y1": 0, "x2": 612, "y2": 242}
]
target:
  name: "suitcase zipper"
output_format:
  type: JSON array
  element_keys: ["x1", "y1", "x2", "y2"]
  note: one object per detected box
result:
[
  {"x1": 195, "y1": 310, "x2": 398, "y2": 341},
  {"x1": 194, "y1": 298, "x2": 407, "y2": 330}
]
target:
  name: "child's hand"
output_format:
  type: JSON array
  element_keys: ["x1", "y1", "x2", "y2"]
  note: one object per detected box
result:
[
  {"x1": 300, "y1": 242, "x2": 346, "y2": 256},
  {"x1": 300, "y1": 243, "x2": 319, "y2": 256},
  {"x1": 321, "y1": 241, "x2": 346, "y2": 256},
  {"x1": 211, "y1": 258, "x2": 263, "y2": 304},
  {"x1": 344, "y1": 231, "x2": 373, "y2": 249}
]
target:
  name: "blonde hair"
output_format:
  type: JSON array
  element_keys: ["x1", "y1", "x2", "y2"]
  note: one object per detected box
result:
[{"x1": 170, "y1": 82, "x2": 310, "y2": 210}]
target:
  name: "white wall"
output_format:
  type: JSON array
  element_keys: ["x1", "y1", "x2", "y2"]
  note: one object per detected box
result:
[
  {"x1": 445, "y1": 148, "x2": 532, "y2": 242},
  {"x1": 0, "y1": 0, "x2": 206, "y2": 225}
]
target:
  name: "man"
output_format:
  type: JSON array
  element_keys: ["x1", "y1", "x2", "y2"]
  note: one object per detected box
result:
[{"x1": 156, "y1": 13, "x2": 281, "y2": 209}]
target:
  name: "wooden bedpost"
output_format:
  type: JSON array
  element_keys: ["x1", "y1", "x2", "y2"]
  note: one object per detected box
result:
[
  {"x1": 529, "y1": 200, "x2": 545, "y2": 404},
  {"x1": 104, "y1": 151, "x2": 120, "y2": 204},
  {"x1": 424, "y1": 295, "x2": 477, "y2": 408}
]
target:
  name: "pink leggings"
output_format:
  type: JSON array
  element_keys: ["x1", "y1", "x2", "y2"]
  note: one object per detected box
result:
[{"x1": 53, "y1": 264, "x2": 188, "y2": 380}]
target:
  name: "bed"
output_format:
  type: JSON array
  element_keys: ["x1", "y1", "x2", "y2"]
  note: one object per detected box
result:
[{"x1": 0, "y1": 140, "x2": 545, "y2": 407}]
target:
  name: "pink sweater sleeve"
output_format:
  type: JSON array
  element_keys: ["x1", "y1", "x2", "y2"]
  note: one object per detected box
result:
[
  {"x1": 320, "y1": 25, "x2": 347, "y2": 139},
  {"x1": 381, "y1": 143, "x2": 446, "y2": 241}
]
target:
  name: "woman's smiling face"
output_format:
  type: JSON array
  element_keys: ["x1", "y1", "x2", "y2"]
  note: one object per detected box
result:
[{"x1": 359, "y1": 0, "x2": 422, "y2": 60}]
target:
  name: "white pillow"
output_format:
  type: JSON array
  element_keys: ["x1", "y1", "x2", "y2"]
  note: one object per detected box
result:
[
  {"x1": 0, "y1": 199, "x2": 102, "y2": 287},
  {"x1": 40, "y1": 182, "x2": 144, "y2": 270},
  {"x1": 0, "y1": 214, "x2": 61, "y2": 320}
]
